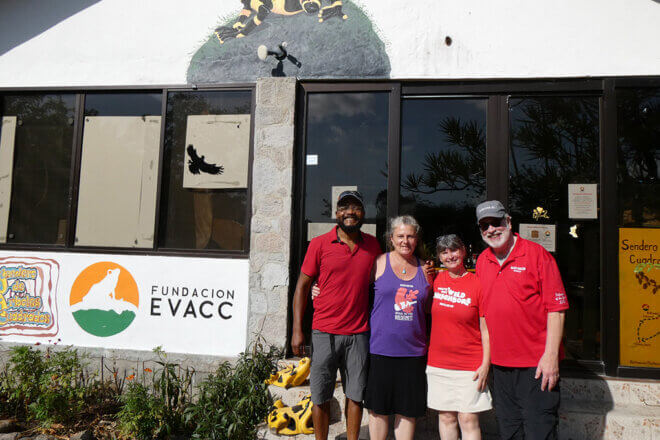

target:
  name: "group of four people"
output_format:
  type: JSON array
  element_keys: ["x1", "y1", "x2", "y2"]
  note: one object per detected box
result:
[{"x1": 291, "y1": 191, "x2": 568, "y2": 440}]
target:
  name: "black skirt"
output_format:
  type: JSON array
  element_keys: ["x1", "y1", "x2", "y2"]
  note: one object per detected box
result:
[{"x1": 363, "y1": 353, "x2": 427, "y2": 417}]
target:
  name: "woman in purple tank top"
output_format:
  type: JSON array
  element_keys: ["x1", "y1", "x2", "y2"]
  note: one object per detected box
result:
[{"x1": 364, "y1": 215, "x2": 433, "y2": 440}]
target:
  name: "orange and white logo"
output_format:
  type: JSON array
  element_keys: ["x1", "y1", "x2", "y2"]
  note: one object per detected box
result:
[{"x1": 70, "y1": 262, "x2": 139, "y2": 337}]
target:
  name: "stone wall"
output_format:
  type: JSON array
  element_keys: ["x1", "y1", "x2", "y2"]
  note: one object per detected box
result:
[{"x1": 246, "y1": 77, "x2": 297, "y2": 351}]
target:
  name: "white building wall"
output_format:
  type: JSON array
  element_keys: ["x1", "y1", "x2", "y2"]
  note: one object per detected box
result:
[{"x1": 0, "y1": 0, "x2": 659, "y2": 87}]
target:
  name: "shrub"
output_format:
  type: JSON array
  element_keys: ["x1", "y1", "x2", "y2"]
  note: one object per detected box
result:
[
  {"x1": 116, "y1": 347, "x2": 194, "y2": 439},
  {"x1": 186, "y1": 343, "x2": 282, "y2": 440},
  {"x1": 1, "y1": 345, "x2": 94, "y2": 425}
]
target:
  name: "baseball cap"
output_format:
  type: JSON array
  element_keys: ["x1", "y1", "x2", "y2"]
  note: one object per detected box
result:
[
  {"x1": 337, "y1": 190, "x2": 364, "y2": 207},
  {"x1": 476, "y1": 200, "x2": 506, "y2": 222}
]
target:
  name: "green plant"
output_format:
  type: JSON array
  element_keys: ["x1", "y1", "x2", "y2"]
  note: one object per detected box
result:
[
  {"x1": 186, "y1": 342, "x2": 282, "y2": 440},
  {"x1": 4, "y1": 346, "x2": 46, "y2": 417},
  {"x1": 117, "y1": 347, "x2": 194, "y2": 439},
  {"x1": 117, "y1": 382, "x2": 160, "y2": 440},
  {"x1": 29, "y1": 348, "x2": 89, "y2": 425}
]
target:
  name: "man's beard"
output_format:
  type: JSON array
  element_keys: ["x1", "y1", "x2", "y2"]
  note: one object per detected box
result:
[{"x1": 337, "y1": 218, "x2": 363, "y2": 234}]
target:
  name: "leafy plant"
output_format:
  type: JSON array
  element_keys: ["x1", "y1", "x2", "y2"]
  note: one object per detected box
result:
[
  {"x1": 29, "y1": 348, "x2": 89, "y2": 425},
  {"x1": 3, "y1": 346, "x2": 46, "y2": 417},
  {"x1": 116, "y1": 346, "x2": 194, "y2": 439},
  {"x1": 186, "y1": 342, "x2": 282, "y2": 440}
]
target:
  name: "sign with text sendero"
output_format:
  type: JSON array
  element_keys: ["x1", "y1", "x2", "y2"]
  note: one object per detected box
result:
[
  {"x1": 619, "y1": 228, "x2": 660, "y2": 368},
  {"x1": 0, "y1": 251, "x2": 249, "y2": 357}
]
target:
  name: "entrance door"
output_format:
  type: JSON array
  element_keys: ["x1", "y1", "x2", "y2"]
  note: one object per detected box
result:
[{"x1": 290, "y1": 84, "x2": 602, "y2": 365}]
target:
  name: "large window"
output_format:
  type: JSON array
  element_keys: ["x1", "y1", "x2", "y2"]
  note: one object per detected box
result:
[
  {"x1": 158, "y1": 91, "x2": 252, "y2": 251},
  {"x1": 0, "y1": 94, "x2": 75, "y2": 245},
  {"x1": 0, "y1": 88, "x2": 253, "y2": 255}
]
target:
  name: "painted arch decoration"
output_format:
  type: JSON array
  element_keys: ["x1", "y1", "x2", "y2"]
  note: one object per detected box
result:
[{"x1": 187, "y1": 0, "x2": 391, "y2": 83}]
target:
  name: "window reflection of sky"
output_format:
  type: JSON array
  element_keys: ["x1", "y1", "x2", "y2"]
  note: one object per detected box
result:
[{"x1": 304, "y1": 93, "x2": 389, "y2": 222}]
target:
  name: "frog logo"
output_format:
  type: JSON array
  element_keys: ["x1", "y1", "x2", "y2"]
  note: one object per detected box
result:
[
  {"x1": 70, "y1": 262, "x2": 139, "y2": 337},
  {"x1": 394, "y1": 287, "x2": 418, "y2": 314}
]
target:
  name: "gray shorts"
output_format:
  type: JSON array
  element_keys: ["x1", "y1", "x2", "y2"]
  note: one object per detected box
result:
[{"x1": 310, "y1": 330, "x2": 369, "y2": 405}]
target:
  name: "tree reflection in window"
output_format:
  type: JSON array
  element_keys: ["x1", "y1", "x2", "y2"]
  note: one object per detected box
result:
[
  {"x1": 617, "y1": 88, "x2": 660, "y2": 227},
  {"x1": 399, "y1": 99, "x2": 487, "y2": 259},
  {"x1": 509, "y1": 96, "x2": 601, "y2": 361}
]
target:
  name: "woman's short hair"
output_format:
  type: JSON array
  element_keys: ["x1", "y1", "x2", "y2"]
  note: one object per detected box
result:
[
  {"x1": 385, "y1": 215, "x2": 421, "y2": 251},
  {"x1": 436, "y1": 234, "x2": 465, "y2": 254}
]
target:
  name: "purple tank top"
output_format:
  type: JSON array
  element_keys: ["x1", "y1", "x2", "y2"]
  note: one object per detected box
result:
[{"x1": 369, "y1": 253, "x2": 430, "y2": 357}]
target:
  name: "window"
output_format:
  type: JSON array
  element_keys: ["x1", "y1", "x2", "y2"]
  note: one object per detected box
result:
[
  {"x1": 303, "y1": 92, "x2": 389, "y2": 246},
  {"x1": 509, "y1": 96, "x2": 601, "y2": 361},
  {"x1": 399, "y1": 98, "x2": 487, "y2": 260},
  {"x1": 617, "y1": 88, "x2": 660, "y2": 227},
  {"x1": 158, "y1": 91, "x2": 252, "y2": 251},
  {"x1": 75, "y1": 93, "x2": 162, "y2": 248},
  {"x1": 0, "y1": 94, "x2": 76, "y2": 245}
]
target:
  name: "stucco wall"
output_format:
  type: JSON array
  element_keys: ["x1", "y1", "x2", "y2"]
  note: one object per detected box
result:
[{"x1": 1, "y1": 0, "x2": 659, "y2": 86}]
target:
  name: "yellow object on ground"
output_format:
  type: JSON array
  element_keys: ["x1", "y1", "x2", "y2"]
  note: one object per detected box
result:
[
  {"x1": 266, "y1": 394, "x2": 314, "y2": 435},
  {"x1": 265, "y1": 357, "x2": 311, "y2": 388}
]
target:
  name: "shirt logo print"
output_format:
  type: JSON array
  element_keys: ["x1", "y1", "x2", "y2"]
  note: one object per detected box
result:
[
  {"x1": 510, "y1": 266, "x2": 527, "y2": 273},
  {"x1": 394, "y1": 287, "x2": 418, "y2": 322}
]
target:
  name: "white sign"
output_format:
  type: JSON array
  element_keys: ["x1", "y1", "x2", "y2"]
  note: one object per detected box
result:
[
  {"x1": 0, "y1": 250, "x2": 249, "y2": 357},
  {"x1": 183, "y1": 114, "x2": 251, "y2": 189},
  {"x1": 519, "y1": 224, "x2": 556, "y2": 252},
  {"x1": 306, "y1": 154, "x2": 318, "y2": 165},
  {"x1": 568, "y1": 183, "x2": 598, "y2": 219}
]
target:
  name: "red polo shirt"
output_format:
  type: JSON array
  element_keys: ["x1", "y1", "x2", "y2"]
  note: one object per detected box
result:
[
  {"x1": 476, "y1": 234, "x2": 569, "y2": 368},
  {"x1": 301, "y1": 226, "x2": 381, "y2": 335}
]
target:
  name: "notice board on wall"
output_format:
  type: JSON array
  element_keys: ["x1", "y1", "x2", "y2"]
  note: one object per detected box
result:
[{"x1": 619, "y1": 228, "x2": 660, "y2": 368}]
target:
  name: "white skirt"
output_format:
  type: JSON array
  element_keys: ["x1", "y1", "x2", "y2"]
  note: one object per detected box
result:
[{"x1": 426, "y1": 365, "x2": 493, "y2": 413}]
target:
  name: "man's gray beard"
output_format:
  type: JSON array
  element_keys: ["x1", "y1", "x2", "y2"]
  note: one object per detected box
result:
[{"x1": 337, "y1": 220, "x2": 362, "y2": 234}]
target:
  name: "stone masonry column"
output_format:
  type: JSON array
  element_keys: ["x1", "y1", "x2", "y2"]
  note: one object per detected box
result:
[{"x1": 247, "y1": 77, "x2": 297, "y2": 351}]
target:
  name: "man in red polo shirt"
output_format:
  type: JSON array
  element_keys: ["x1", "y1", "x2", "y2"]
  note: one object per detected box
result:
[
  {"x1": 475, "y1": 200, "x2": 569, "y2": 440},
  {"x1": 291, "y1": 190, "x2": 381, "y2": 440}
]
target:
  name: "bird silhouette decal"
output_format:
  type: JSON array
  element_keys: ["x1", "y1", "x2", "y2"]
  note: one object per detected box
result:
[{"x1": 187, "y1": 144, "x2": 224, "y2": 175}]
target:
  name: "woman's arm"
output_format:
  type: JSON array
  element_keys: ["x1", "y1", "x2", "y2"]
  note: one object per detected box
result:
[{"x1": 473, "y1": 316, "x2": 491, "y2": 391}]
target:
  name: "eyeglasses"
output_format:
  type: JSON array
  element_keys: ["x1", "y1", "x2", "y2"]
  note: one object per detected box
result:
[
  {"x1": 478, "y1": 218, "x2": 505, "y2": 231},
  {"x1": 337, "y1": 204, "x2": 363, "y2": 213}
]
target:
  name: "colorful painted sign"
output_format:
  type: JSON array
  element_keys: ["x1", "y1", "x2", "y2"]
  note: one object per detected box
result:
[
  {"x1": 619, "y1": 228, "x2": 660, "y2": 368},
  {"x1": 0, "y1": 256, "x2": 60, "y2": 337},
  {"x1": 0, "y1": 251, "x2": 249, "y2": 357}
]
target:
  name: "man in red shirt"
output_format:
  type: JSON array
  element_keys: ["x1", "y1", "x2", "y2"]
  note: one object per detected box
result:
[
  {"x1": 291, "y1": 190, "x2": 381, "y2": 440},
  {"x1": 475, "y1": 200, "x2": 569, "y2": 440}
]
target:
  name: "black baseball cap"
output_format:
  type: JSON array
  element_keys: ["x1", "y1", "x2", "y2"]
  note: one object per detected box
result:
[{"x1": 337, "y1": 190, "x2": 364, "y2": 207}]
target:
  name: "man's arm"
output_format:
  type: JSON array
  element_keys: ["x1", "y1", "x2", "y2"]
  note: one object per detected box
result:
[
  {"x1": 535, "y1": 311, "x2": 565, "y2": 391},
  {"x1": 291, "y1": 271, "x2": 314, "y2": 357}
]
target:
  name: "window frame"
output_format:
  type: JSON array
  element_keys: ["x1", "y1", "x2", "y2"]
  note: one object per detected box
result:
[{"x1": 0, "y1": 84, "x2": 256, "y2": 258}]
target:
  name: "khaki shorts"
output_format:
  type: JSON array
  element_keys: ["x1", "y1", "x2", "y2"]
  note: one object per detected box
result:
[{"x1": 310, "y1": 330, "x2": 369, "y2": 405}]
